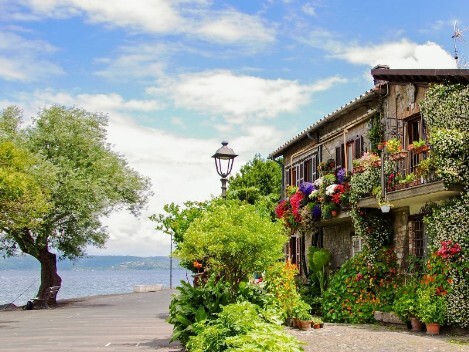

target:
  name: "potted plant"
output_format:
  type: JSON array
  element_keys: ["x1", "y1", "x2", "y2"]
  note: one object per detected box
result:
[
  {"x1": 416, "y1": 288, "x2": 446, "y2": 335},
  {"x1": 293, "y1": 300, "x2": 313, "y2": 330},
  {"x1": 393, "y1": 280, "x2": 422, "y2": 331},
  {"x1": 379, "y1": 201, "x2": 393, "y2": 213},
  {"x1": 311, "y1": 316, "x2": 324, "y2": 329},
  {"x1": 415, "y1": 157, "x2": 436, "y2": 179},
  {"x1": 385, "y1": 138, "x2": 402, "y2": 154},
  {"x1": 408, "y1": 139, "x2": 429, "y2": 154}
]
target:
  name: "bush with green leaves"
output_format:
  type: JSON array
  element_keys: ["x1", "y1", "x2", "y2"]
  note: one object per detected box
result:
[
  {"x1": 322, "y1": 247, "x2": 398, "y2": 323},
  {"x1": 307, "y1": 246, "x2": 331, "y2": 295},
  {"x1": 263, "y1": 261, "x2": 302, "y2": 319},
  {"x1": 350, "y1": 208, "x2": 393, "y2": 256},
  {"x1": 186, "y1": 301, "x2": 303, "y2": 352},
  {"x1": 392, "y1": 278, "x2": 420, "y2": 322},
  {"x1": 168, "y1": 277, "x2": 232, "y2": 345},
  {"x1": 175, "y1": 200, "x2": 287, "y2": 293}
]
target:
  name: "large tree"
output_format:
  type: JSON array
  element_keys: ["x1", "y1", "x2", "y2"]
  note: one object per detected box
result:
[{"x1": 0, "y1": 106, "x2": 151, "y2": 303}]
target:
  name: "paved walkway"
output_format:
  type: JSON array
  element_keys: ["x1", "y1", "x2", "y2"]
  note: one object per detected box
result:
[
  {"x1": 1, "y1": 291, "x2": 468, "y2": 352},
  {"x1": 289, "y1": 324, "x2": 469, "y2": 352},
  {"x1": 0, "y1": 290, "x2": 182, "y2": 352}
]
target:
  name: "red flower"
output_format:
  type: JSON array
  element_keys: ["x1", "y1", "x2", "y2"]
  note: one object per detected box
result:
[
  {"x1": 290, "y1": 192, "x2": 304, "y2": 221},
  {"x1": 275, "y1": 200, "x2": 287, "y2": 219},
  {"x1": 331, "y1": 193, "x2": 341, "y2": 204}
]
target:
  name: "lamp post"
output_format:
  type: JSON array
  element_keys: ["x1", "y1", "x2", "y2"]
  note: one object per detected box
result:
[{"x1": 212, "y1": 141, "x2": 238, "y2": 198}]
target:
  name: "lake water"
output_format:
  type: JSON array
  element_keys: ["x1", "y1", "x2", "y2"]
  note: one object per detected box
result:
[{"x1": 0, "y1": 269, "x2": 191, "y2": 307}]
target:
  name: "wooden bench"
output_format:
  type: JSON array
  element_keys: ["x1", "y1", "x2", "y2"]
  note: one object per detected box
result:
[{"x1": 31, "y1": 286, "x2": 61, "y2": 309}]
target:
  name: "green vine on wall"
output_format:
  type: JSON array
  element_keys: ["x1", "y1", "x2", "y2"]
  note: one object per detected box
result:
[{"x1": 419, "y1": 83, "x2": 469, "y2": 328}]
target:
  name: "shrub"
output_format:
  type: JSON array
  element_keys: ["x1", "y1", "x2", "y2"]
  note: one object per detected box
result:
[
  {"x1": 322, "y1": 248, "x2": 398, "y2": 323},
  {"x1": 263, "y1": 261, "x2": 301, "y2": 319},
  {"x1": 186, "y1": 302, "x2": 303, "y2": 352},
  {"x1": 393, "y1": 278, "x2": 420, "y2": 322},
  {"x1": 175, "y1": 200, "x2": 287, "y2": 294},
  {"x1": 168, "y1": 277, "x2": 232, "y2": 345}
]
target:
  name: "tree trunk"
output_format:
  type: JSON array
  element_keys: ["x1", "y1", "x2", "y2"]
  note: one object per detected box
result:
[{"x1": 36, "y1": 248, "x2": 62, "y2": 306}]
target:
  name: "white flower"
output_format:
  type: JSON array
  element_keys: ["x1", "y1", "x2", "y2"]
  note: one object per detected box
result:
[
  {"x1": 309, "y1": 189, "x2": 319, "y2": 199},
  {"x1": 314, "y1": 177, "x2": 323, "y2": 187},
  {"x1": 325, "y1": 184, "x2": 338, "y2": 195}
]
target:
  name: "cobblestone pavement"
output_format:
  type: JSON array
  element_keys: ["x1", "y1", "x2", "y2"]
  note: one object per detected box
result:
[{"x1": 288, "y1": 323, "x2": 469, "y2": 352}]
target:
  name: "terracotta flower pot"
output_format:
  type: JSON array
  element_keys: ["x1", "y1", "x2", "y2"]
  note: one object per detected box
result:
[
  {"x1": 426, "y1": 323, "x2": 440, "y2": 335},
  {"x1": 331, "y1": 210, "x2": 338, "y2": 217},
  {"x1": 410, "y1": 317, "x2": 423, "y2": 331},
  {"x1": 298, "y1": 320, "x2": 311, "y2": 330},
  {"x1": 313, "y1": 323, "x2": 321, "y2": 329}
]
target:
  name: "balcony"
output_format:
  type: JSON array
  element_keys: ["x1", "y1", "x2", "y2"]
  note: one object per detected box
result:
[{"x1": 358, "y1": 148, "x2": 463, "y2": 209}]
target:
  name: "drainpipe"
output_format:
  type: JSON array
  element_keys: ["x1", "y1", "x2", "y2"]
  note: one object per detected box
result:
[{"x1": 343, "y1": 129, "x2": 348, "y2": 173}]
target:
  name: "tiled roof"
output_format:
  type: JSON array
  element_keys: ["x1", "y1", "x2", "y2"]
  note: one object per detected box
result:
[
  {"x1": 371, "y1": 68, "x2": 469, "y2": 84},
  {"x1": 269, "y1": 89, "x2": 377, "y2": 158}
]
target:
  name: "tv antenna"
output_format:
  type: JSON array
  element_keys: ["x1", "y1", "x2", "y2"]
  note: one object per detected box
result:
[{"x1": 452, "y1": 21, "x2": 468, "y2": 68}]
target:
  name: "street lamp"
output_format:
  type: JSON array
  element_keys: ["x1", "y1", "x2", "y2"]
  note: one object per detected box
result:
[{"x1": 212, "y1": 141, "x2": 238, "y2": 198}]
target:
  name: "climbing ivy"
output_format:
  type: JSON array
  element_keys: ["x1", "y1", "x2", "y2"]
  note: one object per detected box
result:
[{"x1": 419, "y1": 84, "x2": 469, "y2": 328}]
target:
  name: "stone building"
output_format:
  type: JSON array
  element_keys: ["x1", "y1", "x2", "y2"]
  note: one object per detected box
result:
[{"x1": 269, "y1": 67, "x2": 469, "y2": 274}]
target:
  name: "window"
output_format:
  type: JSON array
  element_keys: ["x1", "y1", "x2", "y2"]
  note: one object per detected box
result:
[
  {"x1": 288, "y1": 236, "x2": 302, "y2": 274},
  {"x1": 286, "y1": 154, "x2": 318, "y2": 188},
  {"x1": 409, "y1": 217, "x2": 426, "y2": 259},
  {"x1": 335, "y1": 144, "x2": 345, "y2": 170},
  {"x1": 337, "y1": 135, "x2": 363, "y2": 172},
  {"x1": 352, "y1": 235, "x2": 363, "y2": 257},
  {"x1": 407, "y1": 116, "x2": 427, "y2": 173}
]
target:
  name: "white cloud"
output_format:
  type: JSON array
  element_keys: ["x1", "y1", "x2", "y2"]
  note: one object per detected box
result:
[
  {"x1": 301, "y1": 3, "x2": 316, "y2": 16},
  {"x1": 0, "y1": 31, "x2": 63, "y2": 82},
  {"x1": 193, "y1": 9, "x2": 275, "y2": 44},
  {"x1": 302, "y1": 30, "x2": 457, "y2": 69},
  {"x1": 151, "y1": 70, "x2": 346, "y2": 125},
  {"x1": 5, "y1": 89, "x2": 289, "y2": 256},
  {"x1": 95, "y1": 43, "x2": 169, "y2": 81},
  {"x1": 333, "y1": 39, "x2": 457, "y2": 69},
  {"x1": 15, "y1": 0, "x2": 275, "y2": 47}
]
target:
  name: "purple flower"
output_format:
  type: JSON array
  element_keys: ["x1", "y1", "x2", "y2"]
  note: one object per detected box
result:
[
  {"x1": 337, "y1": 168, "x2": 346, "y2": 184},
  {"x1": 299, "y1": 182, "x2": 315, "y2": 196},
  {"x1": 312, "y1": 204, "x2": 321, "y2": 220}
]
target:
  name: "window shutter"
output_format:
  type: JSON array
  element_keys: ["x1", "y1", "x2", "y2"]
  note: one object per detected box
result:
[
  {"x1": 312, "y1": 155, "x2": 318, "y2": 182},
  {"x1": 354, "y1": 136, "x2": 363, "y2": 159},
  {"x1": 336, "y1": 144, "x2": 345, "y2": 169},
  {"x1": 335, "y1": 146, "x2": 342, "y2": 168}
]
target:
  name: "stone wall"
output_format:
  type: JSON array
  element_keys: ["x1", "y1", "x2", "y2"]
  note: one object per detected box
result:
[
  {"x1": 322, "y1": 222, "x2": 354, "y2": 269},
  {"x1": 392, "y1": 207, "x2": 410, "y2": 271}
]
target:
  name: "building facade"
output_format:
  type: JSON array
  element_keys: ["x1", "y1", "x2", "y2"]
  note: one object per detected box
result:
[{"x1": 270, "y1": 68, "x2": 469, "y2": 274}]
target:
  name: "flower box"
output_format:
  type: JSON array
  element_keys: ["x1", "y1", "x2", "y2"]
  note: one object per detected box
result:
[
  {"x1": 372, "y1": 159, "x2": 382, "y2": 168},
  {"x1": 353, "y1": 166, "x2": 365, "y2": 174},
  {"x1": 390, "y1": 151, "x2": 408, "y2": 161},
  {"x1": 412, "y1": 145, "x2": 430, "y2": 154}
]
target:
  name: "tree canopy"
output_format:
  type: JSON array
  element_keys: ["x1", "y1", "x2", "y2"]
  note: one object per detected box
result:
[
  {"x1": 175, "y1": 200, "x2": 287, "y2": 293},
  {"x1": 0, "y1": 105, "x2": 152, "y2": 300},
  {"x1": 227, "y1": 154, "x2": 282, "y2": 204}
]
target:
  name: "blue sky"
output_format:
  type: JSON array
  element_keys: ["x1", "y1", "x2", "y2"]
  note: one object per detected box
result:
[{"x1": 0, "y1": 0, "x2": 466, "y2": 256}]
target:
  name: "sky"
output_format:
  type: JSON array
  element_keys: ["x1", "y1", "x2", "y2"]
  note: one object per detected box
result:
[{"x1": 0, "y1": 0, "x2": 467, "y2": 257}]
